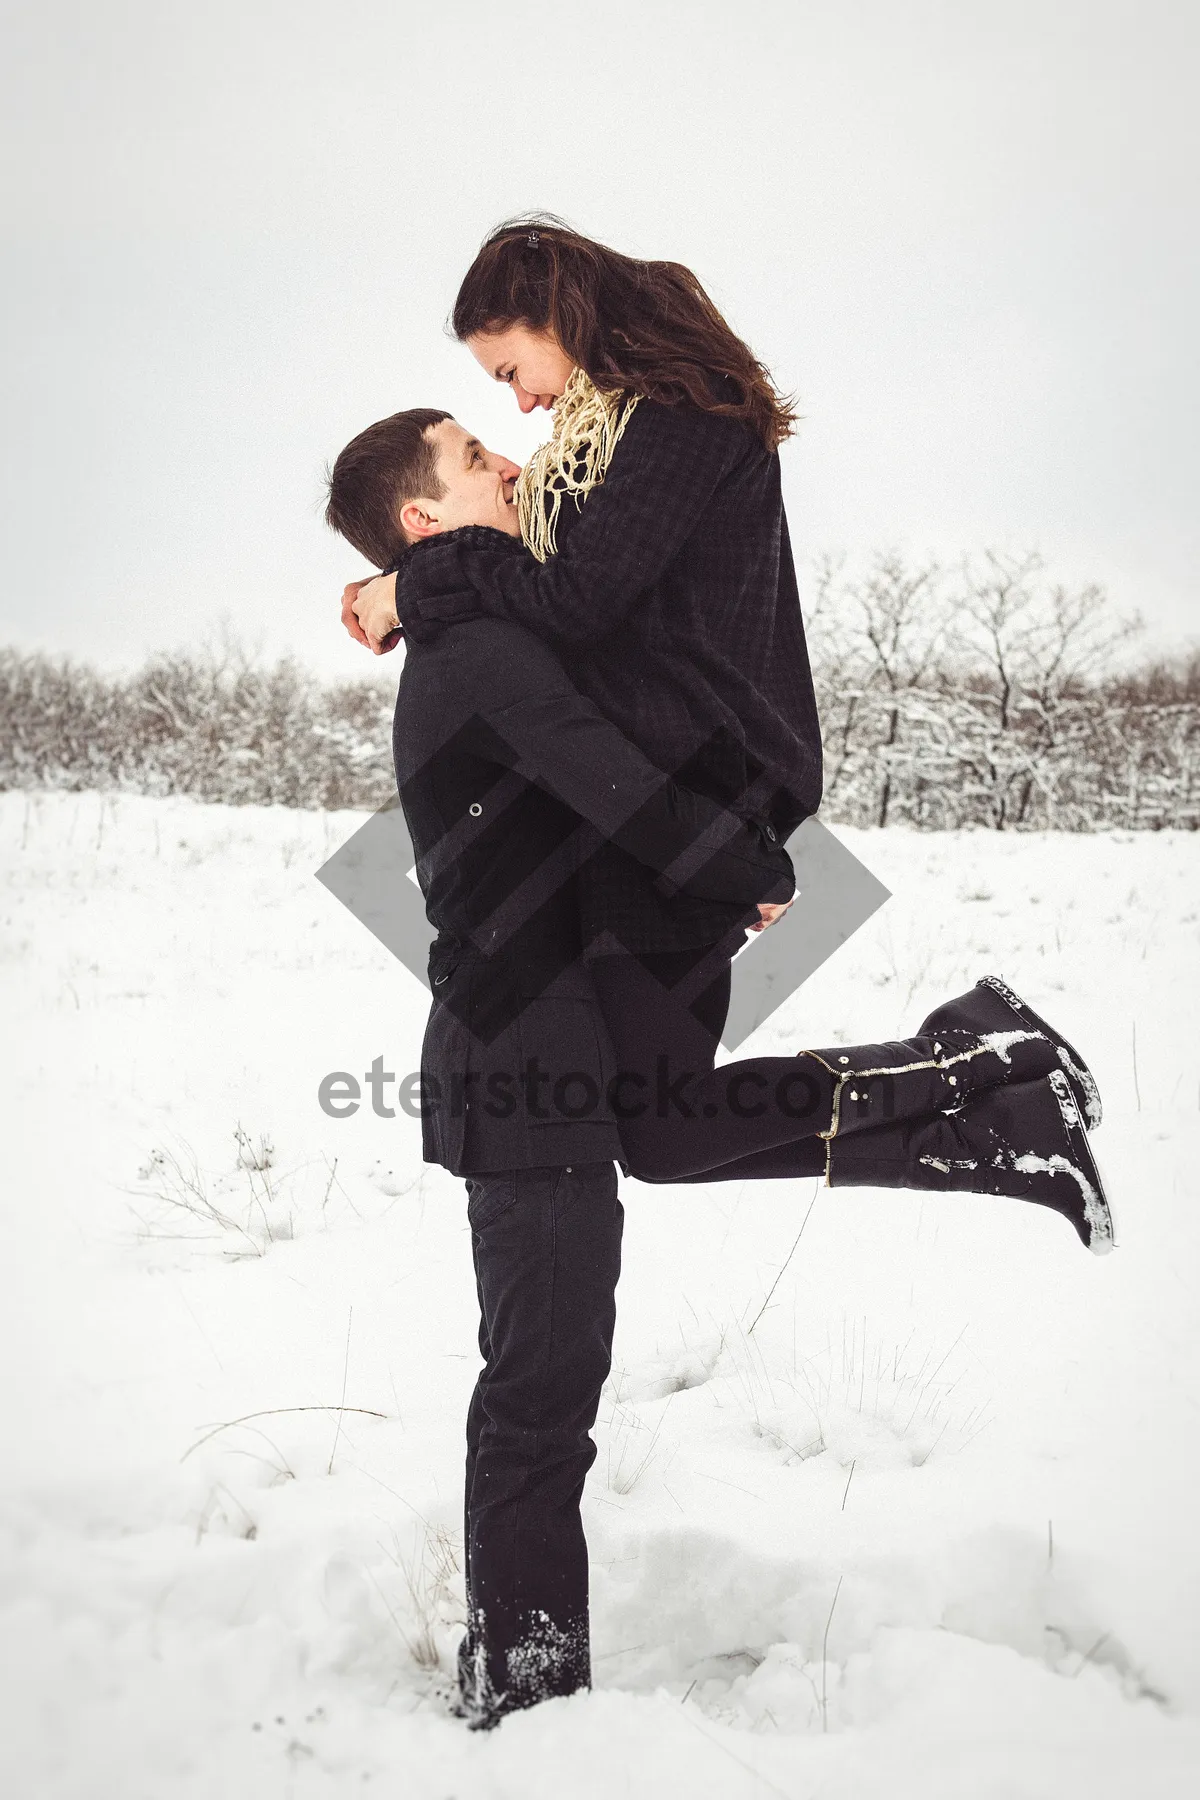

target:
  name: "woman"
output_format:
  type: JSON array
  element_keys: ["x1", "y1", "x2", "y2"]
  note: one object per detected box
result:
[
  {"x1": 342, "y1": 217, "x2": 1113, "y2": 1726},
  {"x1": 347, "y1": 215, "x2": 1104, "y2": 1194}
]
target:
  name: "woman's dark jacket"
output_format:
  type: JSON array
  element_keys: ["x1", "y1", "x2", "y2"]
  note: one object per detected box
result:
[
  {"x1": 393, "y1": 397, "x2": 824, "y2": 954},
  {"x1": 392, "y1": 596, "x2": 795, "y2": 1174}
]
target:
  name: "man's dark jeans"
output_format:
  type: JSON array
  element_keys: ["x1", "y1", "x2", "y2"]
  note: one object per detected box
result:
[{"x1": 457, "y1": 1160, "x2": 623, "y2": 1728}]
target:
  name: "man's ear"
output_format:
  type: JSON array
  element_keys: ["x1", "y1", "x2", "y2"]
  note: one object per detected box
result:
[{"x1": 399, "y1": 499, "x2": 441, "y2": 541}]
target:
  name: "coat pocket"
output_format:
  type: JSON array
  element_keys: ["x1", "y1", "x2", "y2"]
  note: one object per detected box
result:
[{"x1": 515, "y1": 994, "x2": 611, "y2": 1130}]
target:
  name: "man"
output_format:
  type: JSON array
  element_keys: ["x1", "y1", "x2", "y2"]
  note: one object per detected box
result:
[{"x1": 324, "y1": 409, "x2": 795, "y2": 1731}]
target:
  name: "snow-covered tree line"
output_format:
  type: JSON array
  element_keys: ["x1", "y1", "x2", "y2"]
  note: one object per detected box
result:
[
  {"x1": 2, "y1": 551, "x2": 1196, "y2": 828},
  {"x1": 0, "y1": 644, "x2": 397, "y2": 813},
  {"x1": 805, "y1": 549, "x2": 1198, "y2": 830}
]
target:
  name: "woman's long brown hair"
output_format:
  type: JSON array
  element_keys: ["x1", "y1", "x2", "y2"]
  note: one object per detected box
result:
[{"x1": 451, "y1": 214, "x2": 798, "y2": 452}]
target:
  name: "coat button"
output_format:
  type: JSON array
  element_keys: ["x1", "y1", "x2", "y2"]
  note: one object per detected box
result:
[
  {"x1": 765, "y1": 824, "x2": 777, "y2": 842},
  {"x1": 469, "y1": 802, "x2": 483, "y2": 816}
]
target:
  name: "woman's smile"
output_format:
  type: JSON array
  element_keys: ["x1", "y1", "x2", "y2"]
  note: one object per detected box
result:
[{"x1": 465, "y1": 321, "x2": 575, "y2": 411}]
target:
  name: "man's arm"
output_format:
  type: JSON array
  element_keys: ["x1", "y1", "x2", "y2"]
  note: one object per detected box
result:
[
  {"x1": 394, "y1": 402, "x2": 749, "y2": 646},
  {"x1": 466, "y1": 623, "x2": 794, "y2": 909}
]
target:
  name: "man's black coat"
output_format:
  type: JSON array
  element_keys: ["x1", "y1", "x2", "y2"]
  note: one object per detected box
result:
[{"x1": 391, "y1": 588, "x2": 795, "y2": 1175}]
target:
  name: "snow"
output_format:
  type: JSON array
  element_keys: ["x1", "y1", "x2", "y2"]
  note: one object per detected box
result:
[{"x1": 2, "y1": 789, "x2": 1199, "y2": 1797}]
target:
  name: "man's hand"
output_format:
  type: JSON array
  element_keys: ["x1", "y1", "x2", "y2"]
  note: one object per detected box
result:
[
  {"x1": 749, "y1": 899, "x2": 794, "y2": 934},
  {"x1": 348, "y1": 572, "x2": 401, "y2": 656},
  {"x1": 340, "y1": 578, "x2": 374, "y2": 649}
]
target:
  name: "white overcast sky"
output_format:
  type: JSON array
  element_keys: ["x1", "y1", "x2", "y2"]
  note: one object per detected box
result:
[{"x1": 1, "y1": 0, "x2": 1196, "y2": 673}]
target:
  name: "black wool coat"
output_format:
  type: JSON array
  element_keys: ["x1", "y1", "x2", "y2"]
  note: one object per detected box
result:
[
  {"x1": 391, "y1": 599, "x2": 795, "y2": 1175},
  {"x1": 393, "y1": 396, "x2": 824, "y2": 953}
]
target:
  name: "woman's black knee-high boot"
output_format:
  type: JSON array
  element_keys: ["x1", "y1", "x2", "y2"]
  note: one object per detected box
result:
[
  {"x1": 799, "y1": 1026, "x2": 1060, "y2": 1142},
  {"x1": 919, "y1": 976, "x2": 1102, "y2": 1131},
  {"x1": 825, "y1": 1070, "x2": 1116, "y2": 1255}
]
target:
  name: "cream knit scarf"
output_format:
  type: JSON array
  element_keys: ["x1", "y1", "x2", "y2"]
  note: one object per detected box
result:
[{"x1": 515, "y1": 366, "x2": 641, "y2": 563}]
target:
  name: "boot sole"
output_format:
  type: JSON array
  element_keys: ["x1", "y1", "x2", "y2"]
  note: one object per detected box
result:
[
  {"x1": 1013, "y1": 1069, "x2": 1116, "y2": 1256},
  {"x1": 977, "y1": 977, "x2": 1103, "y2": 1133}
]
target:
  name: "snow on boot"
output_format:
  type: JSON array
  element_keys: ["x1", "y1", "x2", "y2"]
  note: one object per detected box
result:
[
  {"x1": 827, "y1": 1069, "x2": 1116, "y2": 1255},
  {"x1": 799, "y1": 1028, "x2": 1059, "y2": 1141},
  {"x1": 919, "y1": 976, "x2": 1102, "y2": 1131}
]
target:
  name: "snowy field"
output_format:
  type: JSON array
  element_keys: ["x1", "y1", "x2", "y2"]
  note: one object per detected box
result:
[{"x1": 2, "y1": 789, "x2": 1199, "y2": 1799}]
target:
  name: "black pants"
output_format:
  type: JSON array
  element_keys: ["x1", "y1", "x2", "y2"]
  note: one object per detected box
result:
[
  {"x1": 588, "y1": 941, "x2": 831, "y2": 1183},
  {"x1": 457, "y1": 939, "x2": 845, "y2": 1725},
  {"x1": 459, "y1": 1160, "x2": 623, "y2": 1726}
]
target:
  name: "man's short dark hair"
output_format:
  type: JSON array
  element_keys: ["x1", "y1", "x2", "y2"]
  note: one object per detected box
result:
[{"x1": 324, "y1": 408, "x2": 451, "y2": 568}]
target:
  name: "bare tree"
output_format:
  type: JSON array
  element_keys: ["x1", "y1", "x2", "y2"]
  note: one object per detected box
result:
[
  {"x1": 852, "y1": 550, "x2": 951, "y2": 827},
  {"x1": 948, "y1": 550, "x2": 1142, "y2": 828}
]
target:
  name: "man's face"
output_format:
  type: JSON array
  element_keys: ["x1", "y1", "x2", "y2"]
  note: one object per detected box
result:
[{"x1": 400, "y1": 420, "x2": 522, "y2": 541}]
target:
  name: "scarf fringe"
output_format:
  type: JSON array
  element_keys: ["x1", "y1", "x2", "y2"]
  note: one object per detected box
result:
[{"x1": 515, "y1": 368, "x2": 641, "y2": 563}]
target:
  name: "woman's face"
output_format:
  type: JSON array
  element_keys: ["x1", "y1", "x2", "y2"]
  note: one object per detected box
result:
[{"x1": 466, "y1": 324, "x2": 575, "y2": 414}]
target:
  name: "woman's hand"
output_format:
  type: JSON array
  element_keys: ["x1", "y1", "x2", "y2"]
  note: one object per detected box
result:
[
  {"x1": 345, "y1": 572, "x2": 401, "y2": 655},
  {"x1": 749, "y1": 900, "x2": 793, "y2": 934}
]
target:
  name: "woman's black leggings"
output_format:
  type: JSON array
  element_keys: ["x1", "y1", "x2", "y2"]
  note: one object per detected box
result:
[{"x1": 588, "y1": 939, "x2": 832, "y2": 1184}]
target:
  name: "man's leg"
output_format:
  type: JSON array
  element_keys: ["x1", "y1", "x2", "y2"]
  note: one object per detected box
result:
[
  {"x1": 456, "y1": 1242, "x2": 491, "y2": 1710},
  {"x1": 459, "y1": 1161, "x2": 623, "y2": 1728}
]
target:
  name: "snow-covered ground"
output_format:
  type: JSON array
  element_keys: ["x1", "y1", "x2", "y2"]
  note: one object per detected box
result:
[{"x1": 2, "y1": 789, "x2": 1199, "y2": 1799}]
